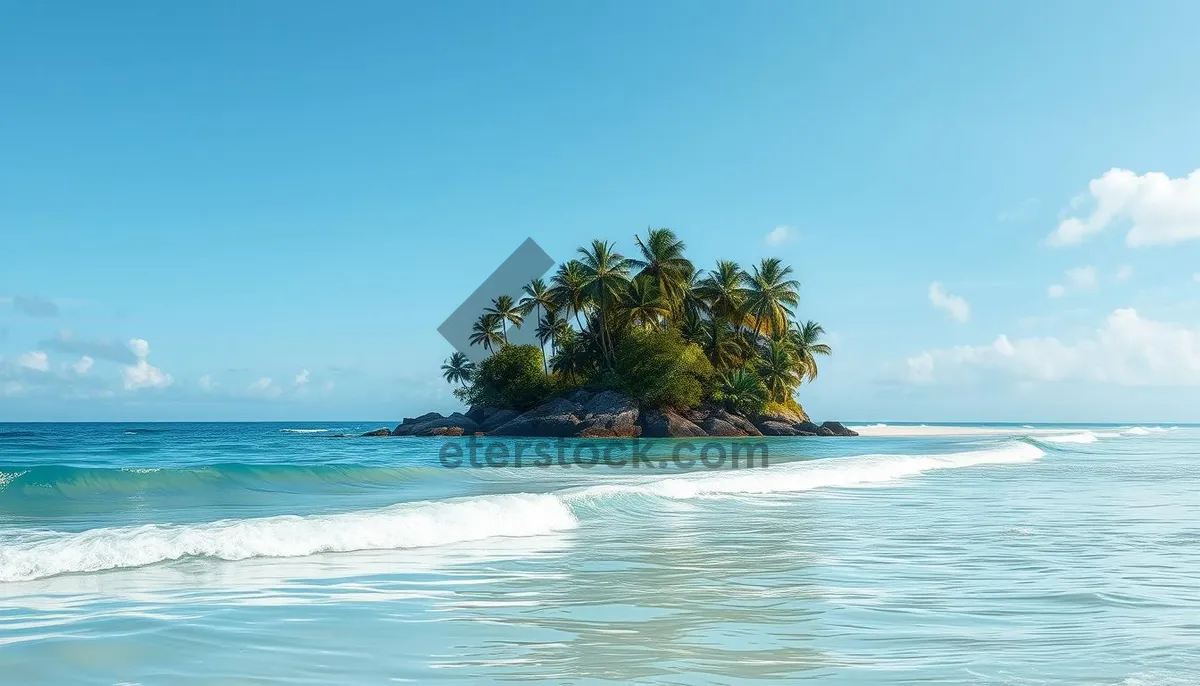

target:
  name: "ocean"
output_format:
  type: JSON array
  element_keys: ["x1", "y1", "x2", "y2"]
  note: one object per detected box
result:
[{"x1": 0, "y1": 422, "x2": 1197, "y2": 684}]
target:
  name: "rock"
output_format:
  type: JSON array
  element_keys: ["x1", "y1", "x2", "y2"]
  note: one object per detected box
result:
[
  {"x1": 565, "y1": 389, "x2": 594, "y2": 406},
  {"x1": 577, "y1": 390, "x2": 641, "y2": 437},
  {"x1": 795, "y1": 421, "x2": 822, "y2": 435},
  {"x1": 391, "y1": 412, "x2": 445, "y2": 436},
  {"x1": 710, "y1": 409, "x2": 762, "y2": 436},
  {"x1": 756, "y1": 406, "x2": 809, "y2": 426},
  {"x1": 479, "y1": 409, "x2": 520, "y2": 432},
  {"x1": 640, "y1": 408, "x2": 707, "y2": 438},
  {"x1": 815, "y1": 425, "x2": 836, "y2": 436},
  {"x1": 491, "y1": 398, "x2": 584, "y2": 437},
  {"x1": 754, "y1": 420, "x2": 804, "y2": 436},
  {"x1": 698, "y1": 417, "x2": 747, "y2": 437},
  {"x1": 393, "y1": 412, "x2": 477, "y2": 436},
  {"x1": 361, "y1": 428, "x2": 391, "y2": 437},
  {"x1": 418, "y1": 426, "x2": 465, "y2": 437},
  {"x1": 820, "y1": 421, "x2": 858, "y2": 437},
  {"x1": 465, "y1": 406, "x2": 499, "y2": 423}
]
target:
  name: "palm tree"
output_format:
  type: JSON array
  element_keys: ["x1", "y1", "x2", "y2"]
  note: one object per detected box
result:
[
  {"x1": 519, "y1": 278, "x2": 555, "y2": 326},
  {"x1": 619, "y1": 277, "x2": 670, "y2": 330},
  {"x1": 550, "y1": 260, "x2": 589, "y2": 332},
  {"x1": 520, "y1": 278, "x2": 555, "y2": 372},
  {"x1": 549, "y1": 330, "x2": 589, "y2": 383},
  {"x1": 715, "y1": 368, "x2": 767, "y2": 415},
  {"x1": 696, "y1": 260, "x2": 747, "y2": 327},
  {"x1": 757, "y1": 339, "x2": 799, "y2": 403},
  {"x1": 468, "y1": 313, "x2": 505, "y2": 352},
  {"x1": 789, "y1": 320, "x2": 832, "y2": 383},
  {"x1": 745, "y1": 258, "x2": 800, "y2": 340},
  {"x1": 441, "y1": 351, "x2": 475, "y2": 386},
  {"x1": 629, "y1": 228, "x2": 694, "y2": 319},
  {"x1": 576, "y1": 239, "x2": 631, "y2": 365},
  {"x1": 701, "y1": 318, "x2": 742, "y2": 370},
  {"x1": 484, "y1": 294, "x2": 524, "y2": 344}
]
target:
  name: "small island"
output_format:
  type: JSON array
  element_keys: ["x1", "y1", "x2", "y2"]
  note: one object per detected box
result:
[{"x1": 371, "y1": 229, "x2": 856, "y2": 439}]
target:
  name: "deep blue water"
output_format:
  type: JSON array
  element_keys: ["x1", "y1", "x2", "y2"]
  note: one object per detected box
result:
[{"x1": 1, "y1": 422, "x2": 1197, "y2": 684}]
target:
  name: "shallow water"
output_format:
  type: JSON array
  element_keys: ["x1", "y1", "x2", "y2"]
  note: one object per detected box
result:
[{"x1": 1, "y1": 423, "x2": 1197, "y2": 684}]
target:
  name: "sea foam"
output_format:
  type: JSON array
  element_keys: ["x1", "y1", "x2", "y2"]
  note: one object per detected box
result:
[
  {"x1": 567, "y1": 441, "x2": 1045, "y2": 501},
  {"x1": 0, "y1": 493, "x2": 577, "y2": 583},
  {"x1": 1041, "y1": 431, "x2": 1100, "y2": 444}
]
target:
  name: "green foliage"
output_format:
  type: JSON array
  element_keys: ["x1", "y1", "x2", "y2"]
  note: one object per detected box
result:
[
  {"x1": 461, "y1": 344, "x2": 550, "y2": 411},
  {"x1": 613, "y1": 328, "x2": 713, "y2": 410},
  {"x1": 713, "y1": 368, "x2": 768, "y2": 416}
]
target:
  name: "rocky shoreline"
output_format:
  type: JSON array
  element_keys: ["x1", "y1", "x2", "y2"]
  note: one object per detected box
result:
[{"x1": 362, "y1": 389, "x2": 858, "y2": 439}]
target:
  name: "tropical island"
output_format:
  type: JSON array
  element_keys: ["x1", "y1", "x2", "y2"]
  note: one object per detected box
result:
[{"x1": 372, "y1": 229, "x2": 857, "y2": 438}]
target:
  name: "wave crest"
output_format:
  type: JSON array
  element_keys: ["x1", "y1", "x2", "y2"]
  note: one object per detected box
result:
[{"x1": 0, "y1": 493, "x2": 577, "y2": 583}]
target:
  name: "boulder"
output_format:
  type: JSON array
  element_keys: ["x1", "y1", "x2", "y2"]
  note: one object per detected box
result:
[
  {"x1": 815, "y1": 425, "x2": 836, "y2": 436},
  {"x1": 577, "y1": 390, "x2": 641, "y2": 437},
  {"x1": 795, "y1": 421, "x2": 822, "y2": 435},
  {"x1": 756, "y1": 406, "x2": 809, "y2": 426},
  {"x1": 418, "y1": 426, "x2": 465, "y2": 437},
  {"x1": 640, "y1": 408, "x2": 707, "y2": 438},
  {"x1": 698, "y1": 417, "x2": 747, "y2": 437},
  {"x1": 710, "y1": 409, "x2": 762, "y2": 436},
  {"x1": 391, "y1": 412, "x2": 445, "y2": 436},
  {"x1": 393, "y1": 412, "x2": 478, "y2": 436},
  {"x1": 361, "y1": 428, "x2": 391, "y2": 437},
  {"x1": 465, "y1": 406, "x2": 499, "y2": 423},
  {"x1": 565, "y1": 389, "x2": 594, "y2": 406},
  {"x1": 754, "y1": 420, "x2": 804, "y2": 436},
  {"x1": 491, "y1": 398, "x2": 584, "y2": 437},
  {"x1": 820, "y1": 421, "x2": 858, "y2": 437},
  {"x1": 479, "y1": 409, "x2": 520, "y2": 433}
]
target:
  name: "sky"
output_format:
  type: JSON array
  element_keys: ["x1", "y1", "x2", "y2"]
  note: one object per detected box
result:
[{"x1": 3, "y1": 1, "x2": 1200, "y2": 422}]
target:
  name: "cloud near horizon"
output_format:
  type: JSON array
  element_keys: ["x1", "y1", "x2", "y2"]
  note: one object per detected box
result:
[
  {"x1": 1048, "y1": 168, "x2": 1200, "y2": 247},
  {"x1": 121, "y1": 338, "x2": 173, "y2": 391},
  {"x1": 905, "y1": 308, "x2": 1200, "y2": 387}
]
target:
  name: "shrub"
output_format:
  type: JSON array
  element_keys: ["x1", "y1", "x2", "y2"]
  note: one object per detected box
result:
[
  {"x1": 461, "y1": 344, "x2": 551, "y2": 411},
  {"x1": 613, "y1": 328, "x2": 713, "y2": 409}
]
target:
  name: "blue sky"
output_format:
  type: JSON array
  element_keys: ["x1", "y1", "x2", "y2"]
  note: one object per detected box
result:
[{"x1": 3, "y1": 1, "x2": 1200, "y2": 422}]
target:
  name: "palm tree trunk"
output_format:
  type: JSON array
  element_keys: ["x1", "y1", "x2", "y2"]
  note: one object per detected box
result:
[{"x1": 537, "y1": 303, "x2": 547, "y2": 374}]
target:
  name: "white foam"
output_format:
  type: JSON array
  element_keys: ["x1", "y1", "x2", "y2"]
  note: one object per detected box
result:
[
  {"x1": 0, "y1": 493, "x2": 577, "y2": 583},
  {"x1": 1041, "y1": 431, "x2": 1099, "y2": 444},
  {"x1": 566, "y1": 442, "x2": 1045, "y2": 501}
]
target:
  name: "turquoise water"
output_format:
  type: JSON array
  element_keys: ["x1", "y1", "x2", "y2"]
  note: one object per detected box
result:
[{"x1": 1, "y1": 423, "x2": 1197, "y2": 684}]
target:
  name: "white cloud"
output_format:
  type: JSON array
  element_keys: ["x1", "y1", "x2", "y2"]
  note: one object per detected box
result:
[
  {"x1": 904, "y1": 308, "x2": 1200, "y2": 386},
  {"x1": 17, "y1": 351, "x2": 49, "y2": 372},
  {"x1": 120, "y1": 338, "x2": 172, "y2": 391},
  {"x1": 928, "y1": 282, "x2": 970, "y2": 322},
  {"x1": 128, "y1": 338, "x2": 150, "y2": 359},
  {"x1": 765, "y1": 225, "x2": 793, "y2": 245},
  {"x1": 294, "y1": 368, "x2": 310, "y2": 387},
  {"x1": 2, "y1": 381, "x2": 22, "y2": 397},
  {"x1": 123, "y1": 360, "x2": 173, "y2": 390},
  {"x1": 1048, "y1": 168, "x2": 1200, "y2": 247},
  {"x1": 198, "y1": 374, "x2": 215, "y2": 391},
  {"x1": 1194, "y1": 273, "x2": 1200, "y2": 283},
  {"x1": 247, "y1": 377, "x2": 281, "y2": 398},
  {"x1": 1048, "y1": 265, "x2": 1098, "y2": 298},
  {"x1": 73, "y1": 356, "x2": 94, "y2": 375},
  {"x1": 1115, "y1": 265, "x2": 1134, "y2": 282}
]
